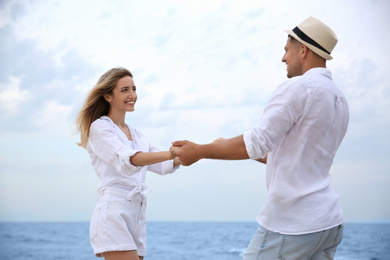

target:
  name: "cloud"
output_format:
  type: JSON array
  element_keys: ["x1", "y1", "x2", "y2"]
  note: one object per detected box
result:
[
  {"x1": 0, "y1": 75, "x2": 29, "y2": 116},
  {"x1": 0, "y1": 19, "x2": 100, "y2": 136},
  {"x1": 0, "y1": 0, "x2": 389, "y2": 222},
  {"x1": 32, "y1": 100, "x2": 73, "y2": 134}
]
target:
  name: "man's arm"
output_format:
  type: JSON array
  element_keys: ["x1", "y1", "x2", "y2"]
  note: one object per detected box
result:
[
  {"x1": 172, "y1": 135, "x2": 249, "y2": 166},
  {"x1": 255, "y1": 155, "x2": 267, "y2": 164}
]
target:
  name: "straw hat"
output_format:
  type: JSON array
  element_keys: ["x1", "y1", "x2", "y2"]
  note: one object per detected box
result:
[{"x1": 285, "y1": 16, "x2": 338, "y2": 60}]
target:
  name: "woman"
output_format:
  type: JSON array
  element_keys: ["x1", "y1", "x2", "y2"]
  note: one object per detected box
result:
[{"x1": 76, "y1": 67, "x2": 181, "y2": 259}]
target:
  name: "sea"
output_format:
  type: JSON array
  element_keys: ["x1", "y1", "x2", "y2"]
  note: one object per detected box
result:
[{"x1": 0, "y1": 222, "x2": 389, "y2": 260}]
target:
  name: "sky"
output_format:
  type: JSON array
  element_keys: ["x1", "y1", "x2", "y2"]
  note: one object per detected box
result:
[{"x1": 0, "y1": 0, "x2": 389, "y2": 223}]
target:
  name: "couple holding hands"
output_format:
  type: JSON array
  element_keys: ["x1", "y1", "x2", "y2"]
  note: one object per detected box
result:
[{"x1": 76, "y1": 17, "x2": 348, "y2": 260}]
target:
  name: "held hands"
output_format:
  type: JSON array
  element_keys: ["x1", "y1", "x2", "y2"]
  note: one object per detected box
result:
[
  {"x1": 171, "y1": 140, "x2": 202, "y2": 166},
  {"x1": 171, "y1": 138, "x2": 227, "y2": 166},
  {"x1": 171, "y1": 136, "x2": 253, "y2": 166},
  {"x1": 169, "y1": 145, "x2": 180, "y2": 160},
  {"x1": 169, "y1": 145, "x2": 183, "y2": 166}
]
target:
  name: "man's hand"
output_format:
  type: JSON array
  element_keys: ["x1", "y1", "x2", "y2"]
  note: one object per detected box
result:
[{"x1": 171, "y1": 140, "x2": 202, "y2": 166}]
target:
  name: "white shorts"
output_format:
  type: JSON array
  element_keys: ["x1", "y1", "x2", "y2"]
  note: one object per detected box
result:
[{"x1": 89, "y1": 186, "x2": 147, "y2": 257}]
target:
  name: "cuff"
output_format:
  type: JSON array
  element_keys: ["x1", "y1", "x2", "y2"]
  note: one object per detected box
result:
[
  {"x1": 243, "y1": 130, "x2": 258, "y2": 160},
  {"x1": 116, "y1": 146, "x2": 143, "y2": 174}
]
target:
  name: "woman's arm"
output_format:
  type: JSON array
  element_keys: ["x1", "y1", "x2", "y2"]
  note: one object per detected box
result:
[{"x1": 130, "y1": 151, "x2": 175, "y2": 166}]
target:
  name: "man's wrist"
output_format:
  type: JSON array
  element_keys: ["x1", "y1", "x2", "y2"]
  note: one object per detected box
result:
[{"x1": 198, "y1": 144, "x2": 210, "y2": 159}]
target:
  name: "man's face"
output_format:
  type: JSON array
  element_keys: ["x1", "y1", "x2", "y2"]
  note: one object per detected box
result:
[{"x1": 281, "y1": 37, "x2": 302, "y2": 78}]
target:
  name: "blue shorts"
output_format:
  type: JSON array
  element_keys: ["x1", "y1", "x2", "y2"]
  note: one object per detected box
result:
[{"x1": 242, "y1": 224, "x2": 343, "y2": 260}]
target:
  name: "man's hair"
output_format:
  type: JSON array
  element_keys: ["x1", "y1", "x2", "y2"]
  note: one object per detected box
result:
[{"x1": 288, "y1": 35, "x2": 302, "y2": 50}]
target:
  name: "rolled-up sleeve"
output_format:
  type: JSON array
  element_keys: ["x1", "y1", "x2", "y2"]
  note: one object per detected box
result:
[
  {"x1": 88, "y1": 120, "x2": 142, "y2": 175},
  {"x1": 243, "y1": 129, "x2": 262, "y2": 159},
  {"x1": 243, "y1": 79, "x2": 307, "y2": 159}
]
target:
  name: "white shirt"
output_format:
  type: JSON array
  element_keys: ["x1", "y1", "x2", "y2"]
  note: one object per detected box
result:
[
  {"x1": 87, "y1": 116, "x2": 179, "y2": 194},
  {"x1": 243, "y1": 68, "x2": 349, "y2": 235}
]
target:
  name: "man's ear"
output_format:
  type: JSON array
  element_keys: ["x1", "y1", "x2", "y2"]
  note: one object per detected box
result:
[{"x1": 300, "y1": 45, "x2": 309, "y2": 59}]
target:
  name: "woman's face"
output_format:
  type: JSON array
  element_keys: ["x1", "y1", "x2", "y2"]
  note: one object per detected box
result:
[{"x1": 105, "y1": 76, "x2": 137, "y2": 114}]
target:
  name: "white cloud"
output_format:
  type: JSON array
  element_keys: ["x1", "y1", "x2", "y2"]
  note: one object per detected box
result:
[
  {"x1": 0, "y1": 75, "x2": 30, "y2": 116},
  {"x1": 0, "y1": 0, "x2": 390, "y2": 222},
  {"x1": 32, "y1": 100, "x2": 73, "y2": 135}
]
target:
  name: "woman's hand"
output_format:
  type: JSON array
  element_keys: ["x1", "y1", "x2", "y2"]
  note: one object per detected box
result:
[{"x1": 169, "y1": 145, "x2": 180, "y2": 160}]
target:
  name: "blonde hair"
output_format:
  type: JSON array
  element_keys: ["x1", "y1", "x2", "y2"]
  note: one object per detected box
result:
[{"x1": 76, "y1": 67, "x2": 133, "y2": 148}]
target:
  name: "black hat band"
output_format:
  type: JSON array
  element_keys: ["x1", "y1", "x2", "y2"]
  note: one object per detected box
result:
[{"x1": 292, "y1": 27, "x2": 330, "y2": 55}]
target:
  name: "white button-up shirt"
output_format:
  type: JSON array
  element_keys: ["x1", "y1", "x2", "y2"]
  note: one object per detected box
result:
[
  {"x1": 87, "y1": 116, "x2": 178, "y2": 194},
  {"x1": 243, "y1": 68, "x2": 349, "y2": 235}
]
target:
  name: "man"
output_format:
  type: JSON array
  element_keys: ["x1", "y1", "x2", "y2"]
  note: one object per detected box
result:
[{"x1": 172, "y1": 16, "x2": 349, "y2": 260}]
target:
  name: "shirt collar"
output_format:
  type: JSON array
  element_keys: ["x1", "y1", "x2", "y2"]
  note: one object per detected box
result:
[
  {"x1": 303, "y1": 67, "x2": 332, "y2": 80},
  {"x1": 100, "y1": 115, "x2": 132, "y2": 131}
]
